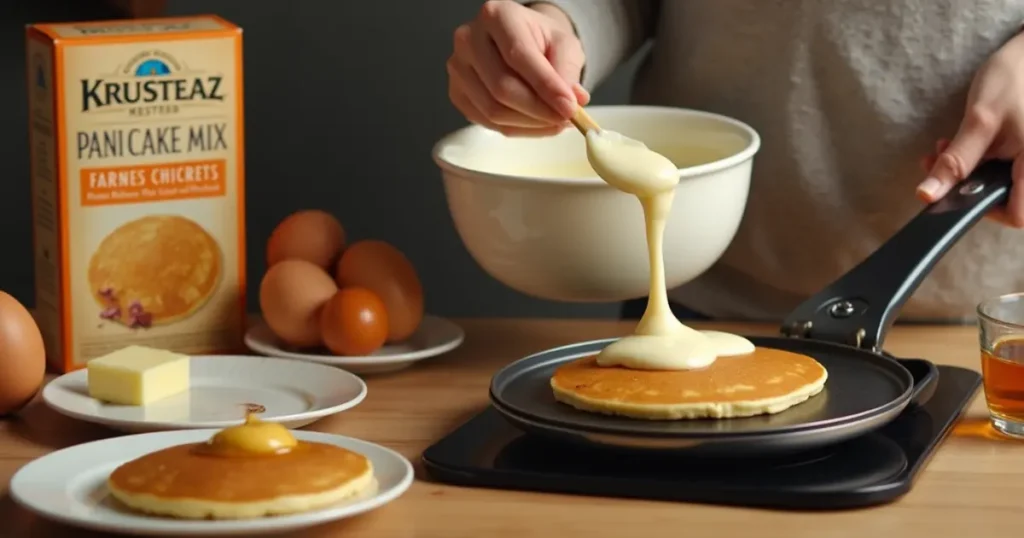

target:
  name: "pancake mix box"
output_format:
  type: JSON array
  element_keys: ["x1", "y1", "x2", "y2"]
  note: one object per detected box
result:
[{"x1": 25, "y1": 15, "x2": 247, "y2": 372}]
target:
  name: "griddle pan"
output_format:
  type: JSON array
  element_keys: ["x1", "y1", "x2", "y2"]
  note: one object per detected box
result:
[{"x1": 490, "y1": 160, "x2": 1012, "y2": 456}]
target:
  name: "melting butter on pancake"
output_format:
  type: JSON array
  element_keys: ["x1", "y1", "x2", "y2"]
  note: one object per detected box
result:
[
  {"x1": 108, "y1": 442, "x2": 375, "y2": 519},
  {"x1": 107, "y1": 415, "x2": 375, "y2": 519},
  {"x1": 88, "y1": 215, "x2": 222, "y2": 325},
  {"x1": 550, "y1": 346, "x2": 827, "y2": 420}
]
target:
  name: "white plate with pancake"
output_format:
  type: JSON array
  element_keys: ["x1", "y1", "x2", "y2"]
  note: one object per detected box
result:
[
  {"x1": 10, "y1": 429, "x2": 414, "y2": 536},
  {"x1": 42, "y1": 355, "x2": 367, "y2": 433},
  {"x1": 244, "y1": 315, "x2": 465, "y2": 374}
]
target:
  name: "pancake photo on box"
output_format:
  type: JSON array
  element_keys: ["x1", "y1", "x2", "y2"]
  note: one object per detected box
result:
[{"x1": 88, "y1": 214, "x2": 223, "y2": 327}]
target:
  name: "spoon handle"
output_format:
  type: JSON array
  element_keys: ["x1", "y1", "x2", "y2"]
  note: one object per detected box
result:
[{"x1": 571, "y1": 107, "x2": 601, "y2": 135}]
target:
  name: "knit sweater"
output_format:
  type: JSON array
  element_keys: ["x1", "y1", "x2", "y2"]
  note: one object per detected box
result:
[{"x1": 538, "y1": 0, "x2": 1024, "y2": 322}]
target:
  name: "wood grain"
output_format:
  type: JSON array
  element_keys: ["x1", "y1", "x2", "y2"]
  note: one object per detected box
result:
[{"x1": 0, "y1": 319, "x2": 1017, "y2": 537}]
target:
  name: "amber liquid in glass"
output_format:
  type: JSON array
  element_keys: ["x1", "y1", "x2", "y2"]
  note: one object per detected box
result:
[{"x1": 982, "y1": 337, "x2": 1024, "y2": 422}]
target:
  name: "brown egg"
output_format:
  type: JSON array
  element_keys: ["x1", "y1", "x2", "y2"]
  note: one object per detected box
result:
[
  {"x1": 0, "y1": 291, "x2": 45, "y2": 415},
  {"x1": 320, "y1": 287, "x2": 389, "y2": 356},
  {"x1": 335, "y1": 240, "x2": 423, "y2": 342},
  {"x1": 265, "y1": 210, "x2": 346, "y2": 270},
  {"x1": 259, "y1": 260, "x2": 338, "y2": 347}
]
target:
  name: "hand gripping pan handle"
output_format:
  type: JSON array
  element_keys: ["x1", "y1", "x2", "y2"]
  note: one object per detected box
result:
[{"x1": 780, "y1": 160, "x2": 1013, "y2": 351}]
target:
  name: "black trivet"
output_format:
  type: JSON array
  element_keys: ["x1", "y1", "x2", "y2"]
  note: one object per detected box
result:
[{"x1": 422, "y1": 361, "x2": 980, "y2": 510}]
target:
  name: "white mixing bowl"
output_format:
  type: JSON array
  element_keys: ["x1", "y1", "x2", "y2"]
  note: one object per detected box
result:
[{"x1": 433, "y1": 105, "x2": 760, "y2": 303}]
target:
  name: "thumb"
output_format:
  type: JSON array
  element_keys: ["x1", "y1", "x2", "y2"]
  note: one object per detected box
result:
[
  {"x1": 549, "y1": 32, "x2": 588, "y2": 105},
  {"x1": 917, "y1": 111, "x2": 997, "y2": 202}
]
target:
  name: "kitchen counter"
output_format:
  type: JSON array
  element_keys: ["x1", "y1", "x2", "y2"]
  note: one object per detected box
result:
[{"x1": 0, "y1": 319, "x2": 1017, "y2": 537}]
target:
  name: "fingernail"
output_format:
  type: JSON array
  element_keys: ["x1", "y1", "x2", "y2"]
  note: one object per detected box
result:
[
  {"x1": 557, "y1": 97, "x2": 577, "y2": 119},
  {"x1": 917, "y1": 177, "x2": 942, "y2": 198}
]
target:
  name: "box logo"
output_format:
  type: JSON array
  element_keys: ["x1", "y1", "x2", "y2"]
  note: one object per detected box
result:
[{"x1": 80, "y1": 50, "x2": 224, "y2": 114}]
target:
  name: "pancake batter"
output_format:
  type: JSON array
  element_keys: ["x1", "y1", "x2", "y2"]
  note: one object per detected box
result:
[{"x1": 582, "y1": 126, "x2": 753, "y2": 370}]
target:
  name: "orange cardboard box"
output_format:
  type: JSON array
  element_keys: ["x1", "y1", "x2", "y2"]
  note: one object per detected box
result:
[{"x1": 25, "y1": 15, "x2": 247, "y2": 372}]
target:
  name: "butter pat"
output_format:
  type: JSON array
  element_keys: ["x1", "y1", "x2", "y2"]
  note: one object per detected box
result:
[{"x1": 87, "y1": 345, "x2": 190, "y2": 405}]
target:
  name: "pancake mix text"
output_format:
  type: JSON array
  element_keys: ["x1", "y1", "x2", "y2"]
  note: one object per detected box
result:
[{"x1": 26, "y1": 15, "x2": 247, "y2": 372}]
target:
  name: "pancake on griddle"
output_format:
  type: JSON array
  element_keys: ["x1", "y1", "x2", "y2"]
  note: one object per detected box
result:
[{"x1": 550, "y1": 346, "x2": 827, "y2": 420}]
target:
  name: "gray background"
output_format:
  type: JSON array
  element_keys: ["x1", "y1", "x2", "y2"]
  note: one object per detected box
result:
[{"x1": 3, "y1": 1, "x2": 645, "y2": 319}]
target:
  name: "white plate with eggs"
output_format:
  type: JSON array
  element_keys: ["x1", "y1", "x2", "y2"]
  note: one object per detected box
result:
[
  {"x1": 244, "y1": 316, "x2": 465, "y2": 374},
  {"x1": 42, "y1": 355, "x2": 367, "y2": 433}
]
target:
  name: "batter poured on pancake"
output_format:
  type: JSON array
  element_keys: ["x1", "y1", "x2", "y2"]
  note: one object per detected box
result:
[
  {"x1": 550, "y1": 347, "x2": 828, "y2": 420},
  {"x1": 88, "y1": 215, "x2": 222, "y2": 326},
  {"x1": 561, "y1": 119, "x2": 827, "y2": 421}
]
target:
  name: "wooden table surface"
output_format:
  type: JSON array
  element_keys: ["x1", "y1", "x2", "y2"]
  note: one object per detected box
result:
[{"x1": 0, "y1": 318, "x2": 1019, "y2": 537}]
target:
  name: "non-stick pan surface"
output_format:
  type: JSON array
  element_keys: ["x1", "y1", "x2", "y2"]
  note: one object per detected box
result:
[
  {"x1": 488, "y1": 160, "x2": 1013, "y2": 456},
  {"x1": 490, "y1": 336, "x2": 920, "y2": 455}
]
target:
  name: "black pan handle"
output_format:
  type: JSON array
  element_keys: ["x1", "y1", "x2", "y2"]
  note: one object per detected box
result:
[{"x1": 780, "y1": 159, "x2": 1013, "y2": 351}]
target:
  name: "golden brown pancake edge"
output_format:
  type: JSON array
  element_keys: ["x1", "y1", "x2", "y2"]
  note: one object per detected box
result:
[
  {"x1": 550, "y1": 347, "x2": 828, "y2": 420},
  {"x1": 106, "y1": 441, "x2": 375, "y2": 520}
]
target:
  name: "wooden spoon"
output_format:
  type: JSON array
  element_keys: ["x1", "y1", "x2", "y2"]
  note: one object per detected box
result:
[{"x1": 570, "y1": 107, "x2": 601, "y2": 135}]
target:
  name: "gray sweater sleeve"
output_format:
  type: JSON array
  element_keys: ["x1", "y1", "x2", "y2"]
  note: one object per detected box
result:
[{"x1": 522, "y1": 0, "x2": 657, "y2": 89}]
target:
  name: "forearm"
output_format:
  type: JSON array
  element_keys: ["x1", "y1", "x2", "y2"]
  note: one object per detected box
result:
[{"x1": 521, "y1": 0, "x2": 658, "y2": 89}]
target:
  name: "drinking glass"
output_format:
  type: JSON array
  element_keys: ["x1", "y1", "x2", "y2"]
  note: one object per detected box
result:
[{"x1": 978, "y1": 292, "x2": 1024, "y2": 437}]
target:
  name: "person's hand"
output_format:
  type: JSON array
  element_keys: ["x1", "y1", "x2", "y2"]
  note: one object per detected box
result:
[
  {"x1": 917, "y1": 34, "x2": 1024, "y2": 227},
  {"x1": 447, "y1": 0, "x2": 590, "y2": 137}
]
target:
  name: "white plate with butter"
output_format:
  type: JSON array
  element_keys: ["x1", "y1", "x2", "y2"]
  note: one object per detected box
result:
[
  {"x1": 10, "y1": 428, "x2": 413, "y2": 536},
  {"x1": 42, "y1": 354, "x2": 367, "y2": 433},
  {"x1": 244, "y1": 315, "x2": 465, "y2": 374}
]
